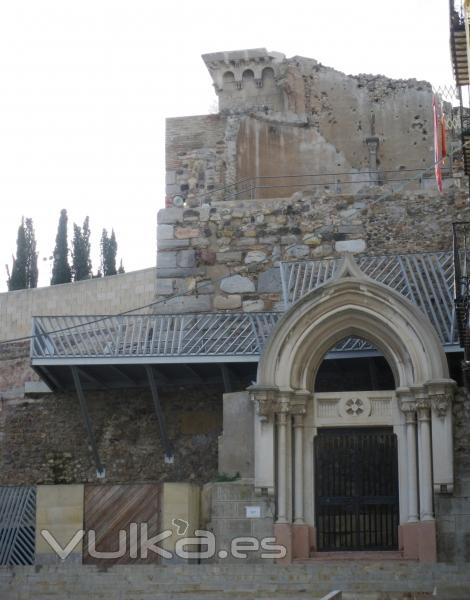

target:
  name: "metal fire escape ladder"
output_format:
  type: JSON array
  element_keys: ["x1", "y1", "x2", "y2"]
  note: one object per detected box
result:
[
  {"x1": 453, "y1": 222, "x2": 470, "y2": 384},
  {"x1": 450, "y1": 0, "x2": 470, "y2": 178},
  {"x1": 450, "y1": 0, "x2": 469, "y2": 87}
]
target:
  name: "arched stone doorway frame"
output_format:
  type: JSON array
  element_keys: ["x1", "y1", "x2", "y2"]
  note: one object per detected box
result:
[{"x1": 249, "y1": 255, "x2": 456, "y2": 562}]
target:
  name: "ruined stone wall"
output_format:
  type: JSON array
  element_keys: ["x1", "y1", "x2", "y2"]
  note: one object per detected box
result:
[
  {"x1": 294, "y1": 57, "x2": 434, "y2": 174},
  {"x1": 166, "y1": 50, "x2": 443, "y2": 206},
  {"x1": 156, "y1": 186, "x2": 470, "y2": 313},
  {"x1": 0, "y1": 353, "x2": 222, "y2": 486},
  {"x1": 165, "y1": 114, "x2": 229, "y2": 205}
]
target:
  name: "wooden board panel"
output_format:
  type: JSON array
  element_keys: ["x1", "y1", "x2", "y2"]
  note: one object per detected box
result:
[{"x1": 83, "y1": 484, "x2": 161, "y2": 565}]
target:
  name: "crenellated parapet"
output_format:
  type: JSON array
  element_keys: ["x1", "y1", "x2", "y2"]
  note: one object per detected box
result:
[{"x1": 202, "y1": 48, "x2": 285, "y2": 112}]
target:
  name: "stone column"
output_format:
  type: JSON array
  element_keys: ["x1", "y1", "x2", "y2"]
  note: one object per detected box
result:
[
  {"x1": 365, "y1": 136, "x2": 380, "y2": 184},
  {"x1": 427, "y1": 380, "x2": 456, "y2": 494},
  {"x1": 404, "y1": 407, "x2": 419, "y2": 522},
  {"x1": 293, "y1": 414, "x2": 304, "y2": 524},
  {"x1": 417, "y1": 399, "x2": 434, "y2": 521},
  {"x1": 276, "y1": 412, "x2": 289, "y2": 524},
  {"x1": 291, "y1": 409, "x2": 309, "y2": 560}
]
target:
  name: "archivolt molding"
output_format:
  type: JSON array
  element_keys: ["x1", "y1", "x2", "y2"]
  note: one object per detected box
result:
[{"x1": 255, "y1": 254, "x2": 453, "y2": 396}]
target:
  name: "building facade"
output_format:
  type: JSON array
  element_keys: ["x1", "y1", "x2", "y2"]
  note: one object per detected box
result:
[{"x1": 1, "y1": 48, "x2": 470, "y2": 596}]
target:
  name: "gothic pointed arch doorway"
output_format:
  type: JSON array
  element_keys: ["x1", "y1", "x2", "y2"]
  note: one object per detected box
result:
[
  {"x1": 249, "y1": 255, "x2": 456, "y2": 562},
  {"x1": 313, "y1": 336, "x2": 399, "y2": 552}
]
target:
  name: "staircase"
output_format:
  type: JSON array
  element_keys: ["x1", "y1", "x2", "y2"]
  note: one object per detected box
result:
[{"x1": 1, "y1": 562, "x2": 470, "y2": 599}]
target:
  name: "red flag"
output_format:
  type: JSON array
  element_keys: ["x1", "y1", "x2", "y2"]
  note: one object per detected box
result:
[
  {"x1": 441, "y1": 113, "x2": 447, "y2": 159},
  {"x1": 433, "y1": 95, "x2": 444, "y2": 192}
]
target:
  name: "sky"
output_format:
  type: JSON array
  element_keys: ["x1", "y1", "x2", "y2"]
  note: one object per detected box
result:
[{"x1": 0, "y1": 0, "x2": 455, "y2": 291}]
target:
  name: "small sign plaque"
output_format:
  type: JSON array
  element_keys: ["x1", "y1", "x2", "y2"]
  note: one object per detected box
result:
[{"x1": 245, "y1": 506, "x2": 261, "y2": 518}]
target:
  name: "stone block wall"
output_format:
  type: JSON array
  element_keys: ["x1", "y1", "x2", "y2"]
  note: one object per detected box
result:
[
  {"x1": 156, "y1": 187, "x2": 470, "y2": 313},
  {"x1": 203, "y1": 481, "x2": 274, "y2": 563},
  {"x1": 161, "y1": 483, "x2": 201, "y2": 562},
  {"x1": 36, "y1": 484, "x2": 84, "y2": 563},
  {"x1": 218, "y1": 392, "x2": 254, "y2": 479},
  {"x1": 0, "y1": 267, "x2": 156, "y2": 341}
]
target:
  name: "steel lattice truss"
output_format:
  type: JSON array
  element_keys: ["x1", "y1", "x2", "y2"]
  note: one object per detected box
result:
[
  {"x1": 31, "y1": 251, "x2": 458, "y2": 364},
  {"x1": 32, "y1": 312, "x2": 280, "y2": 362},
  {"x1": 280, "y1": 251, "x2": 457, "y2": 351}
]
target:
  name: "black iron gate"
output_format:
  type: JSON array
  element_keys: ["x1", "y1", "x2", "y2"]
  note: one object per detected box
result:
[{"x1": 314, "y1": 427, "x2": 399, "y2": 551}]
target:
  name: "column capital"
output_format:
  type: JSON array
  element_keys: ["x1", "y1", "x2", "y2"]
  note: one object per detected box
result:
[
  {"x1": 248, "y1": 385, "x2": 310, "y2": 417},
  {"x1": 248, "y1": 384, "x2": 279, "y2": 418},
  {"x1": 416, "y1": 402, "x2": 431, "y2": 422},
  {"x1": 408, "y1": 385, "x2": 430, "y2": 420},
  {"x1": 426, "y1": 379, "x2": 456, "y2": 419},
  {"x1": 402, "y1": 404, "x2": 417, "y2": 424},
  {"x1": 290, "y1": 390, "x2": 311, "y2": 415},
  {"x1": 396, "y1": 387, "x2": 416, "y2": 421}
]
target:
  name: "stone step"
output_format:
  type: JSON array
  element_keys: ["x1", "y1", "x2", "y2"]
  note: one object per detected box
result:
[{"x1": 1, "y1": 563, "x2": 469, "y2": 600}]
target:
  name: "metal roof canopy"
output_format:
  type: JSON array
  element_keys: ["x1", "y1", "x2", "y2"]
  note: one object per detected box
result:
[
  {"x1": 31, "y1": 251, "x2": 461, "y2": 392},
  {"x1": 33, "y1": 360, "x2": 258, "y2": 393},
  {"x1": 28, "y1": 249, "x2": 462, "y2": 477}
]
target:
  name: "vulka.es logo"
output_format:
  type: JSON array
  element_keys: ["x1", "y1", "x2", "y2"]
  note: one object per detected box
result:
[{"x1": 41, "y1": 524, "x2": 286, "y2": 560}]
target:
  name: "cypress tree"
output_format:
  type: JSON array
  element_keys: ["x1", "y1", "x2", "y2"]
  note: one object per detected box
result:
[
  {"x1": 8, "y1": 218, "x2": 28, "y2": 290},
  {"x1": 24, "y1": 218, "x2": 38, "y2": 288},
  {"x1": 100, "y1": 229, "x2": 108, "y2": 276},
  {"x1": 100, "y1": 228, "x2": 118, "y2": 276},
  {"x1": 107, "y1": 229, "x2": 117, "y2": 276},
  {"x1": 72, "y1": 216, "x2": 92, "y2": 281},
  {"x1": 118, "y1": 259, "x2": 125, "y2": 274},
  {"x1": 51, "y1": 209, "x2": 72, "y2": 285},
  {"x1": 82, "y1": 216, "x2": 92, "y2": 276}
]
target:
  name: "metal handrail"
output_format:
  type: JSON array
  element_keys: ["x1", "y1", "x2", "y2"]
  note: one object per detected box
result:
[
  {"x1": 173, "y1": 168, "x2": 458, "y2": 207},
  {"x1": 31, "y1": 312, "x2": 280, "y2": 361},
  {"x1": 31, "y1": 250, "x2": 462, "y2": 363}
]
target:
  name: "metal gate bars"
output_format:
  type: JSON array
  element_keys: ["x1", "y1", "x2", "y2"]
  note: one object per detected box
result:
[{"x1": 314, "y1": 428, "x2": 399, "y2": 551}]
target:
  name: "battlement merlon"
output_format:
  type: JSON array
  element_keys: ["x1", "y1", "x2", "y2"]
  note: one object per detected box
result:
[{"x1": 202, "y1": 48, "x2": 285, "y2": 94}]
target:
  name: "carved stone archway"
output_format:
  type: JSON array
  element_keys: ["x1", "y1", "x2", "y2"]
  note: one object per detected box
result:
[{"x1": 249, "y1": 255, "x2": 456, "y2": 562}]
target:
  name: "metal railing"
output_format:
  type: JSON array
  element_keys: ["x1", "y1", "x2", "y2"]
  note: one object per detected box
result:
[
  {"x1": 31, "y1": 251, "x2": 461, "y2": 364},
  {"x1": 179, "y1": 168, "x2": 458, "y2": 207},
  {"x1": 450, "y1": 0, "x2": 469, "y2": 86},
  {"x1": 31, "y1": 312, "x2": 280, "y2": 362},
  {"x1": 0, "y1": 487, "x2": 36, "y2": 566},
  {"x1": 453, "y1": 223, "x2": 470, "y2": 364},
  {"x1": 280, "y1": 251, "x2": 457, "y2": 349}
]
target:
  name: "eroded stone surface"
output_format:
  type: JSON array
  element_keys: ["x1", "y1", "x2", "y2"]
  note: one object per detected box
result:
[
  {"x1": 213, "y1": 294, "x2": 242, "y2": 310},
  {"x1": 220, "y1": 275, "x2": 255, "y2": 294}
]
